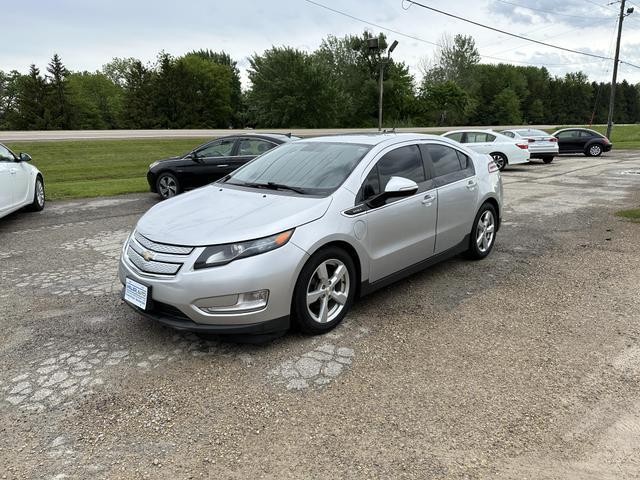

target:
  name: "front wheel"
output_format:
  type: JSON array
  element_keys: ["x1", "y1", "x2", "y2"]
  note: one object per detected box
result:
[
  {"x1": 491, "y1": 153, "x2": 507, "y2": 171},
  {"x1": 156, "y1": 172, "x2": 181, "y2": 199},
  {"x1": 586, "y1": 144, "x2": 603, "y2": 157},
  {"x1": 293, "y1": 247, "x2": 356, "y2": 334},
  {"x1": 466, "y1": 203, "x2": 497, "y2": 260},
  {"x1": 28, "y1": 176, "x2": 45, "y2": 212}
]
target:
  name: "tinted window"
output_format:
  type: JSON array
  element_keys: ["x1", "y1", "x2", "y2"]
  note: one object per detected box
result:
[
  {"x1": 427, "y1": 144, "x2": 462, "y2": 177},
  {"x1": 445, "y1": 132, "x2": 463, "y2": 142},
  {"x1": 465, "y1": 132, "x2": 495, "y2": 143},
  {"x1": 580, "y1": 130, "x2": 596, "y2": 138},
  {"x1": 0, "y1": 144, "x2": 15, "y2": 161},
  {"x1": 360, "y1": 166, "x2": 381, "y2": 201},
  {"x1": 556, "y1": 130, "x2": 579, "y2": 139},
  {"x1": 377, "y1": 145, "x2": 426, "y2": 190},
  {"x1": 227, "y1": 142, "x2": 371, "y2": 195},
  {"x1": 197, "y1": 139, "x2": 235, "y2": 157},
  {"x1": 456, "y1": 151, "x2": 471, "y2": 170},
  {"x1": 237, "y1": 138, "x2": 275, "y2": 156}
]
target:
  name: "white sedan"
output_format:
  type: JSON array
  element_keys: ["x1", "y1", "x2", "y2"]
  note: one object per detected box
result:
[
  {"x1": 501, "y1": 128, "x2": 558, "y2": 163},
  {"x1": 442, "y1": 129, "x2": 530, "y2": 171},
  {"x1": 0, "y1": 143, "x2": 45, "y2": 219}
]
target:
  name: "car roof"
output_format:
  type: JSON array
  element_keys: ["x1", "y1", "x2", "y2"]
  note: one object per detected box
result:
[
  {"x1": 298, "y1": 132, "x2": 452, "y2": 147},
  {"x1": 553, "y1": 127, "x2": 600, "y2": 134},
  {"x1": 216, "y1": 133, "x2": 299, "y2": 143},
  {"x1": 443, "y1": 129, "x2": 497, "y2": 134}
]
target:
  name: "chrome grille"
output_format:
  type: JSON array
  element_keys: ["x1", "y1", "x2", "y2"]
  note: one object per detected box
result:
[
  {"x1": 134, "y1": 231, "x2": 193, "y2": 255},
  {"x1": 126, "y1": 246, "x2": 182, "y2": 275}
]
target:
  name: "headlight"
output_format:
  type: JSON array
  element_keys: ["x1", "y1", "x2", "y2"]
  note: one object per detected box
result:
[
  {"x1": 194, "y1": 229, "x2": 294, "y2": 269},
  {"x1": 149, "y1": 161, "x2": 160, "y2": 169}
]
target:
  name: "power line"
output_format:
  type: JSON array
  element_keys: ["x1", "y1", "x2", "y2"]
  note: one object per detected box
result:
[
  {"x1": 493, "y1": 0, "x2": 616, "y2": 21},
  {"x1": 404, "y1": 0, "x2": 616, "y2": 61},
  {"x1": 302, "y1": 0, "x2": 610, "y2": 67}
]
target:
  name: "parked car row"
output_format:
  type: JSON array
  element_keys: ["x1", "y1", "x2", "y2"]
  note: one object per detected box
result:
[{"x1": 440, "y1": 127, "x2": 612, "y2": 171}]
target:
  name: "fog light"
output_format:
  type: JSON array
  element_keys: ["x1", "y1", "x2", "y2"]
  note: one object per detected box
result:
[{"x1": 197, "y1": 290, "x2": 269, "y2": 314}]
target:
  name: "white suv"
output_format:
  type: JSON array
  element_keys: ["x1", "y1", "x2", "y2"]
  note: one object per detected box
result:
[{"x1": 0, "y1": 143, "x2": 45, "y2": 219}]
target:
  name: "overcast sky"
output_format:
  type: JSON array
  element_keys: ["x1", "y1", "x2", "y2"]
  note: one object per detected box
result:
[{"x1": 4, "y1": 0, "x2": 640, "y2": 87}]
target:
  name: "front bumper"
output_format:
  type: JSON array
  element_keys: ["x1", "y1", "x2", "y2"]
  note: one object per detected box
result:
[{"x1": 119, "y1": 239, "x2": 309, "y2": 334}]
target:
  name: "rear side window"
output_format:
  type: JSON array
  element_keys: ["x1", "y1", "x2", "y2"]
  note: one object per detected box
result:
[
  {"x1": 445, "y1": 132, "x2": 463, "y2": 142},
  {"x1": 502, "y1": 131, "x2": 515, "y2": 138},
  {"x1": 377, "y1": 145, "x2": 426, "y2": 189},
  {"x1": 465, "y1": 132, "x2": 494, "y2": 143},
  {"x1": 457, "y1": 151, "x2": 472, "y2": 170},
  {"x1": 580, "y1": 130, "x2": 596, "y2": 138},
  {"x1": 237, "y1": 138, "x2": 276, "y2": 156},
  {"x1": 427, "y1": 144, "x2": 462, "y2": 177}
]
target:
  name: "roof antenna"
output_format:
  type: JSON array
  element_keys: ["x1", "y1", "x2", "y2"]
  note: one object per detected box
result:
[{"x1": 286, "y1": 132, "x2": 291, "y2": 138}]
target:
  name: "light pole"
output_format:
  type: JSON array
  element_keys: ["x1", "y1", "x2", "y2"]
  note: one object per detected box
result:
[{"x1": 368, "y1": 38, "x2": 398, "y2": 131}]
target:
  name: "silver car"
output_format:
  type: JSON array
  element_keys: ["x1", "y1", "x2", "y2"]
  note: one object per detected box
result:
[{"x1": 119, "y1": 134, "x2": 503, "y2": 337}]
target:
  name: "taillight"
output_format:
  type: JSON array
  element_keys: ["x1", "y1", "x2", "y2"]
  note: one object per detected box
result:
[
  {"x1": 603, "y1": 137, "x2": 611, "y2": 144},
  {"x1": 516, "y1": 143, "x2": 528, "y2": 149},
  {"x1": 550, "y1": 137, "x2": 558, "y2": 143},
  {"x1": 488, "y1": 161, "x2": 499, "y2": 173}
]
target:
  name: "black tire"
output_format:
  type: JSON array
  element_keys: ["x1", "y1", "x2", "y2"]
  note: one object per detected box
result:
[
  {"x1": 28, "y1": 176, "x2": 45, "y2": 212},
  {"x1": 292, "y1": 246, "x2": 357, "y2": 335},
  {"x1": 466, "y1": 203, "x2": 498, "y2": 260},
  {"x1": 585, "y1": 143, "x2": 603, "y2": 157},
  {"x1": 490, "y1": 152, "x2": 508, "y2": 171},
  {"x1": 542, "y1": 156, "x2": 554, "y2": 164},
  {"x1": 156, "y1": 172, "x2": 181, "y2": 199}
]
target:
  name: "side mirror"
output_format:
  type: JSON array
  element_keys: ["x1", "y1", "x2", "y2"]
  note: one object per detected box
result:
[
  {"x1": 186, "y1": 152, "x2": 200, "y2": 162},
  {"x1": 18, "y1": 152, "x2": 32, "y2": 162},
  {"x1": 366, "y1": 176, "x2": 418, "y2": 208}
]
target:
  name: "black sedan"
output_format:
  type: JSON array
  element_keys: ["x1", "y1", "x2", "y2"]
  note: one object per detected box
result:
[
  {"x1": 552, "y1": 128, "x2": 612, "y2": 157},
  {"x1": 148, "y1": 133, "x2": 298, "y2": 199}
]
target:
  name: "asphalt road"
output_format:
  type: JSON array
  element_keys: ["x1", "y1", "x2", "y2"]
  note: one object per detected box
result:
[
  {"x1": 0, "y1": 126, "x2": 566, "y2": 142},
  {"x1": 1, "y1": 153, "x2": 640, "y2": 479}
]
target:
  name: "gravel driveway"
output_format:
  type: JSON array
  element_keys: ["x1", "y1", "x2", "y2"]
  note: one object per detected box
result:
[{"x1": 1, "y1": 152, "x2": 640, "y2": 479}]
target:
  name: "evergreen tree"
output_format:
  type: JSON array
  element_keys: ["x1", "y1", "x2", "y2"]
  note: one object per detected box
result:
[{"x1": 46, "y1": 53, "x2": 71, "y2": 129}]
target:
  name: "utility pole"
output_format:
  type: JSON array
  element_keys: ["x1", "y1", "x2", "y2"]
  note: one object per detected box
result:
[
  {"x1": 606, "y1": 0, "x2": 633, "y2": 139},
  {"x1": 377, "y1": 40, "x2": 398, "y2": 131}
]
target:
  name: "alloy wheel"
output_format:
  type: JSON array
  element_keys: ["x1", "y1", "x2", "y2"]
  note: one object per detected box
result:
[
  {"x1": 491, "y1": 153, "x2": 506, "y2": 170},
  {"x1": 158, "y1": 175, "x2": 178, "y2": 198},
  {"x1": 306, "y1": 259, "x2": 350, "y2": 324},
  {"x1": 36, "y1": 180, "x2": 45, "y2": 207},
  {"x1": 589, "y1": 145, "x2": 602, "y2": 156},
  {"x1": 476, "y1": 210, "x2": 495, "y2": 253}
]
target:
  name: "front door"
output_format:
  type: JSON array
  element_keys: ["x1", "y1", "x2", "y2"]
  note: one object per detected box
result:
[
  {"x1": 361, "y1": 144, "x2": 438, "y2": 283},
  {"x1": 188, "y1": 138, "x2": 238, "y2": 186}
]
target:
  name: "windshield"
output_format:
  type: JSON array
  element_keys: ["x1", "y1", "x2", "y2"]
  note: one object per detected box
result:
[{"x1": 224, "y1": 141, "x2": 371, "y2": 195}]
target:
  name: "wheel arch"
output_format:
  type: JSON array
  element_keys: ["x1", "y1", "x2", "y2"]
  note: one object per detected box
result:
[
  {"x1": 480, "y1": 196, "x2": 501, "y2": 231},
  {"x1": 490, "y1": 151, "x2": 508, "y2": 162}
]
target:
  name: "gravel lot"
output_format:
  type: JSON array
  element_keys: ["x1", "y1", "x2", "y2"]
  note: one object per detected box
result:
[{"x1": 1, "y1": 152, "x2": 640, "y2": 479}]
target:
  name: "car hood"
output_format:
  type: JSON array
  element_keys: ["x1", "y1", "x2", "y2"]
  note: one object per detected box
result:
[{"x1": 136, "y1": 185, "x2": 332, "y2": 246}]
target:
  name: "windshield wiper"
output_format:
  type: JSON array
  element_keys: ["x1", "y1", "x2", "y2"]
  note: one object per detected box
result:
[{"x1": 235, "y1": 181, "x2": 306, "y2": 194}]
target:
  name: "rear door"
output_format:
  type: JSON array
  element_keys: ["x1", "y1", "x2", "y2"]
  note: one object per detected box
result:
[
  {"x1": 235, "y1": 138, "x2": 278, "y2": 172},
  {"x1": 422, "y1": 143, "x2": 478, "y2": 254},
  {"x1": 361, "y1": 144, "x2": 438, "y2": 282}
]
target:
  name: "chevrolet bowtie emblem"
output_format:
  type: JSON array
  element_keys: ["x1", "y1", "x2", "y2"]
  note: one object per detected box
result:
[{"x1": 142, "y1": 250, "x2": 155, "y2": 262}]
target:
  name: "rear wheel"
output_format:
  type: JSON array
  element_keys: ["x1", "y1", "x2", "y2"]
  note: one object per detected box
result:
[
  {"x1": 156, "y1": 172, "x2": 180, "y2": 199},
  {"x1": 466, "y1": 203, "x2": 497, "y2": 260},
  {"x1": 293, "y1": 247, "x2": 356, "y2": 334},
  {"x1": 586, "y1": 144, "x2": 603, "y2": 157},
  {"x1": 490, "y1": 152, "x2": 507, "y2": 171},
  {"x1": 542, "y1": 156, "x2": 554, "y2": 164},
  {"x1": 28, "y1": 176, "x2": 45, "y2": 211}
]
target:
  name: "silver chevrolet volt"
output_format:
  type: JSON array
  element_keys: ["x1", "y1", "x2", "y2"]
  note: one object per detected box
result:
[{"x1": 119, "y1": 134, "x2": 503, "y2": 336}]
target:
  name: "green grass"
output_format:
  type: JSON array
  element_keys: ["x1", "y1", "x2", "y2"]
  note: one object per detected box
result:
[
  {"x1": 616, "y1": 208, "x2": 640, "y2": 222},
  {"x1": 5, "y1": 138, "x2": 209, "y2": 200}
]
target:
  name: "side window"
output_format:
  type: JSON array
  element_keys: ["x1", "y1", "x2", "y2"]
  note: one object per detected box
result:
[
  {"x1": 580, "y1": 130, "x2": 594, "y2": 138},
  {"x1": 456, "y1": 151, "x2": 473, "y2": 171},
  {"x1": 0, "y1": 144, "x2": 15, "y2": 162},
  {"x1": 445, "y1": 132, "x2": 463, "y2": 142},
  {"x1": 427, "y1": 144, "x2": 462, "y2": 177},
  {"x1": 502, "y1": 131, "x2": 515, "y2": 138},
  {"x1": 557, "y1": 130, "x2": 577, "y2": 139},
  {"x1": 377, "y1": 145, "x2": 426, "y2": 190},
  {"x1": 237, "y1": 139, "x2": 276, "y2": 156},
  {"x1": 197, "y1": 139, "x2": 235, "y2": 157},
  {"x1": 486, "y1": 134, "x2": 496, "y2": 142},
  {"x1": 360, "y1": 165, "x2": 381, "y2": 202},
  {"x1": 465, "y1": 132, "x2": 486, "y2": 143}
]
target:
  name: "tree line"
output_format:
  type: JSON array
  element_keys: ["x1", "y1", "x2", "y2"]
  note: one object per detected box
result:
[{"x1": 1, "y1": 32, "x2": 639, "y2": 130}]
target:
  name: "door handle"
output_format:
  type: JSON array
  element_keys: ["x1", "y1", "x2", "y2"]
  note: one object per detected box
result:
[
  {"x1": 422, "y1": 194, "x2": 435, "y2": 206},
  {"x1": 217, "y1": 164, "x2": 229, "y2": 167},
  {"x1": 466, "y1": 179, "x2": 477, "y2": 190}
]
